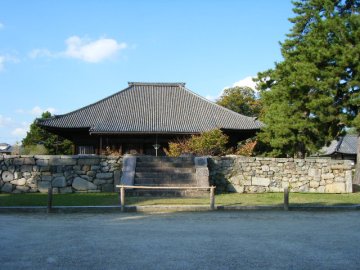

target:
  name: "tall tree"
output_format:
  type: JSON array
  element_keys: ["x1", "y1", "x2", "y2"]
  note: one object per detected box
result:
[
  {"x1": 256, "y1": 0, "x2": 360, "y2": 158},
  {"x1": 216, "y1": 86, "x2": 262, "y2": 117},
  {"x1": 22, "y1": 112, "x2": 74, "y2": 155}
]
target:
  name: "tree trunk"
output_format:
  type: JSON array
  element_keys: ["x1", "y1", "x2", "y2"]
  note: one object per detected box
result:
[{"x1": 354, "y1": 135, "x2": 360, "y2": 185}]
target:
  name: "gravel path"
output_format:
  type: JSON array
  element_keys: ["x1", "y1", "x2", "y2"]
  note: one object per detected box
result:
[{"x1": 1, "y1": 211, "x2": 359, "y2": 270}]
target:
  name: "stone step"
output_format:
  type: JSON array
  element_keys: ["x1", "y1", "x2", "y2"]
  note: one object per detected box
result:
[
  {"x1": 134, "y1": 177, "x2": 196, "y2": 186},
  {"x1": 135, "y1": 172, "x2": 196, "y2": 179},
  {"x1": 135, "y1": 162, "x2": 194, "y2": 168},
  {"x1": 136, "y1": 156, "x2": 194, "y2": 163},
  {"x1": 127, "y1": 189, "x2": 208, "y2": 197},
  {"x1": 135, "y1": 167, "x2": 195, "y2": 173}
]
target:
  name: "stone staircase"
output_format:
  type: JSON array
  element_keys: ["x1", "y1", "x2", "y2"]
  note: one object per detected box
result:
[{"x1": 130, "y1": 156, "x2": 208, "y2": 197}]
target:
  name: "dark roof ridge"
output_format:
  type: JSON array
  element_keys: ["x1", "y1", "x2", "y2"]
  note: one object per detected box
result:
[{"x1": 128, "y1": 82, "x2": 186, "y2": 87}]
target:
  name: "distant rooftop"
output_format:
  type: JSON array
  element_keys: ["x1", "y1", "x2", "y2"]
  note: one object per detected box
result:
[{"x1": 320, "y1": 135, "x2": 358, "y2": 156}]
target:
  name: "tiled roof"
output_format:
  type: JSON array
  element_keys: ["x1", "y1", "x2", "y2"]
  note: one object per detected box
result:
[
  {"x1": 38, "y1": 82, "x2": 263, "y2": 134},
  {"x1": 320, "y1": 135, "x2": 358, "y2": 155}
]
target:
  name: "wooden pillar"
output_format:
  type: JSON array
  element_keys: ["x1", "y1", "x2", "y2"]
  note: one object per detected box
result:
[
  {"x1": 284, "y1": 187, "x2": 289, "y2": 211},
  {"x1": 210, "y1": 186, "x2": 215, "y2": 210},
  {"x1": 119, "y1": 144, "x2": 123, "y2": 156},
  {"x1": 120, "y1": 187, "x2": 125, "y2": 212},
  {"x1": 99, "y1": 136, "x2": 103, "y2": 155},
  {"x1": 47, "y1": 187, "x2": 53, "y2": 213}
]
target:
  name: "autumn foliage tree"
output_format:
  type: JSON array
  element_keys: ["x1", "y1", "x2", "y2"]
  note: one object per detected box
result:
[{"x1": 216, "y1": 86, "x2": 262, "y2": 117}]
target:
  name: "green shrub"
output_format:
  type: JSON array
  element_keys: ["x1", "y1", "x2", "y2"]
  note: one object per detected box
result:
[
  {"x1": 22, "y1": 144, "x2": 48, "y2": 155},
  {"x1": 164, "y1": 129, "x2": 229, "y2": 157}
]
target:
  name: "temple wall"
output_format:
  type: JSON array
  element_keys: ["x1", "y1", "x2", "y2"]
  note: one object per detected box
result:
[
  {"x1": 0, "y1": 155, "x2": 122, "y2": 194},
  {"x1": 208, "y1": 156, "x2": 354, "y2": 193},
  {"x1": 0, "y1": 155, "x2": 354, "y2": 194}
]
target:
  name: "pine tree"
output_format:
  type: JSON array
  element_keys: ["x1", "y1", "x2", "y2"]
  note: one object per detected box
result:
[
  {"x1": 256, "y1": 0, "x2": 360, "y2": 158},
  {"x1": 22, "y1": 112, "x2": 74, "y2": 155}
]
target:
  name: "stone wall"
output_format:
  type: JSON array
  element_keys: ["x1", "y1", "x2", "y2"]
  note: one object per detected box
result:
[
  {"x1": 1, "y1": 155, "x2": 354, "y2": 194},
  {"x1": 208, "y1": 156, "x2": 354, "y2": 193},
  {"x1": 0, "y1": 155, "x2": 122, "y2": 194}
]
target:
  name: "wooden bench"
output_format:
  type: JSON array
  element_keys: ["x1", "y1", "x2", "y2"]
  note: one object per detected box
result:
[{"x1": 116, "y1": 185, "x2": 216, "y2": 211}]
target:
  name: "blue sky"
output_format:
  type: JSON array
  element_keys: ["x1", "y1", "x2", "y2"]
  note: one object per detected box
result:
[{"x1": 0, "y1": 0, "x2": 294, "y2": 144}]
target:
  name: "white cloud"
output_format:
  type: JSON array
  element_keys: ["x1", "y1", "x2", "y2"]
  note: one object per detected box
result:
[
  {"x1": 232, "y1": 76, "x2": 257, "y2": 90},
  {"x1": 0, "y1": 22, "x2": 4, "y2": 29},
  {"x1": 0, "y1": 115, "x2": 12, "y2": 127},
  {"x1": 29, "y1": 48, "x2": 54, "y2": 59},
  {"x1": 16, "y1": 106, "x2": 56, "y2": 116},
  {"x1": 11, "y1": 122, "x2": 30, "y2": 138},
  {"x1": 30, "y1": 106, "x2": 56, "y2": 116},
  {"x1": 30, "y1": 36, "x2": 127, "y2": 63},
  {"x1": 0, "y1": 55, "x2": 5, "y2": 71},
  {"x1": 64, "y1": 36, "x2": 127, "y2": 63},
  {"x1": 0, "y1": 54, "x2": 20, "y2": 71},
  {"x1": 210, "y1": 76, "x2": 259, "y2": 101},
  {"x1": 11, "y1": 127, "x2": 28, "y2": 137}
]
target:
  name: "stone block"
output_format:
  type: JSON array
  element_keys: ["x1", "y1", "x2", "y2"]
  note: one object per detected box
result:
[
  {"x1": 38, "y1": 181, "x2": 51, "y2": 193},
  {"x1": 252, "y1": 177, "x2": 271, "y2": 186},
  {"x1": 309, "y1": 181, "x2": 319, "y2": 188},
  {"x1": 40, "y1": 166, "x2": 50, "y2": 172},
  {"x1": 10, "y1": 178, "x2": 26, "y2": 186},
  {"x1": 120, "y1": 171, "x2": 135, "y2": 185},
  {"x1": 96, "y1": 173, "x2": 113, "y2": 179},
  {"x1": 72, "y1": 177, "x2": 97, "y2": 191},
  {"x1": 78, "y1": 158, "x2": 100, "y2": 166},
  {"x1": 2, "y1": 171, "x2": 14, "y2": 182},
  {"x1": 87, "y1": 171, "x2": 96, "y2": 177},
  {"x1": 1, "y1": 183, "x2": 13, "y2": 193},
  {"x1": 49, "y1": 157, "x2": 77, "y2": 166},
  {"x1": 345, "y1": 171, "x2": 353, "y2": 193},
  {"x1": 23, "y1": 172, "x2": 32, "y2": 179},
  {"x1": 196, "y1": 167, "x2": 209, "y2": 177},
  {"x1": 93, "y1": 179, "x2": 107, "y2": 185},
  {"x1": 24, "y1": 157, "x2": 35, "y2": 165},
  {"x1": 82, "y1": 165, "x2": 91, "y2": 172},
  {"x1": 325, "y1": 183, "x2": 346, "y2": 193},
  {"x1": 122, "y1": 156, "x2": 136, "y2": 172},
  {"x1": 20, "y1": 165, "x2": 33, "y2": 172},
  {"x1": 13, "y1": 158, "x2": 24, "y2": 165},
  {"x1": 91, "y1": 165, "x2": 100, "y2": 171},
  {"x1": 16, "y1": 186, "x2": 29, "y2": 192},
  {"x1": 113, "y1": 170, "x2": 121, "y2": 190},
  {"x1": 322, "y1": 173, "x2": 335, "y2": 180},
  {"x1": 261, "y1": 165, "x2": 269, "y2": 172},
  {"x1": 52, "y1": 176, "x2": 66, "y2": 187},
  {"x1": 308, "y1": 168, "x2": 320, "y2": 177},
  {"x1": 41, "y1": 175, "x2": 52, "y2": 181},
  {"x1": 101, "y1": 166, "x2": 110, "y2": 172},
  {"x1": 227, "y1": 184, "x2": 244, "y2": 193},
  {"x1": 194, "y1": 157, "x2": 207, "y2": 167}
]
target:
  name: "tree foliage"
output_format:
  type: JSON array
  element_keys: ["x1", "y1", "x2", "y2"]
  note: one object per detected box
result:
[
  {"x1": 22, "y1": 112, "x2": 74, "y2": 155},
  {"x1": 164, "y1": 129, "x2": 229, "y2": 157},
  {"x1": 216, "y1": 86, "x2": 262, "y2": 117},
  {"x1": 255, "y1": 0, "x2": 360, "y2": 158}
]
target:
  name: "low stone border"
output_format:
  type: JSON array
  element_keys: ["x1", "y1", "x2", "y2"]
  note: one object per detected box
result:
[{"x1": 1, "y1": 204, "x2": 359, "y2": 213}]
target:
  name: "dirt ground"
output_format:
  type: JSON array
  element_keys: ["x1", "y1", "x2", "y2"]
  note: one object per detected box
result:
[{"x1": 1, "y1": 211, "x2": 360, "y2": 270}]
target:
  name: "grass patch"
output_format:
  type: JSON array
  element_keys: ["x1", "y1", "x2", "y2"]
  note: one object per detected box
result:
[{"x1": 1, "y1": 192, "x2": 360, "y2": 207}]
